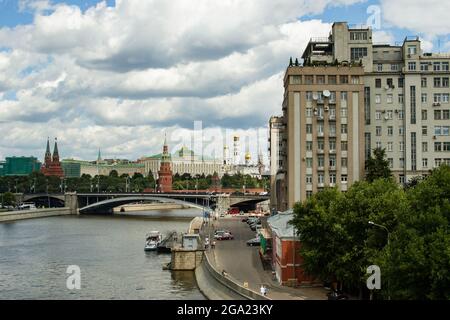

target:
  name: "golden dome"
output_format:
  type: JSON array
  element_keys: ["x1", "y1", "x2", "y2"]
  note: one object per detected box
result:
[{"x1": 245, "y1": 152, "x2": 251, "y2": 160}]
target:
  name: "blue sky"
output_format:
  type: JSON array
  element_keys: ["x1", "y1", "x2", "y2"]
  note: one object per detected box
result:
[{"x1": 0, "y1": 0, "x2": 449, "y2": 161}]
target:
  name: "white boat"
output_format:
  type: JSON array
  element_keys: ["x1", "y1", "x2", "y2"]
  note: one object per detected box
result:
[
  {"x1": 18, "y1": 203, "x2": 37, "y2": 210},
  {"x1": 145, "y1": 231, "x2": 163, "y2": 251}
]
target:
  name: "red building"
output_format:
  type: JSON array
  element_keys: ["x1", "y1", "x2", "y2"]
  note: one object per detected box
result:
[
  {"x1": 266, "y1": 210, "x2": 316, "y2": 286},
  {"x1": 157, "y1": 136, "x2": 173, "y2": 192},
  {"x1": 41, "y1": 138, "x2": 64, "y2": 178}
]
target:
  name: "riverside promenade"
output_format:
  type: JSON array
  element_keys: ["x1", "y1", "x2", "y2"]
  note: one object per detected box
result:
[
  {"x1": 0, "y1": 207, "x2": 72, "y2": 223},
  {"x1": 202, "y1": 215, "x2": 327, "y2": 300}
]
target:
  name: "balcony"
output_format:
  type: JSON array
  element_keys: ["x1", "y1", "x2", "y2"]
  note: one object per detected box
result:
[
  {"x1": 318, "y1": 166, "x2": 324, "y2": 171},
  {"x1": 329, "y1": 115, "x2": 336, "y2": 121},
  {"x1": 318, "y1": 132, "x2": 324, "y2": 137},
  {"x1": 329, "y1": 132, "x2": 336, "y2": 138},
  {"x1": 318, "y1": 182, "x2": 325, "y2": 188},
  {"x1": 317, "y1": 149, "x2": 324, "y2": 154},
  {"x1": 329, "y1": 149, "x2": 336, "y2": 154}
]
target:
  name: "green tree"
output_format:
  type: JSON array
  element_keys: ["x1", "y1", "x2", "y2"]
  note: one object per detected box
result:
[
  {"x1": 366, "y1": 148, "x2": 392, "y2": 182},
  {"x1": 2, "y1": 192, "x2": 16, "y2": 207}
]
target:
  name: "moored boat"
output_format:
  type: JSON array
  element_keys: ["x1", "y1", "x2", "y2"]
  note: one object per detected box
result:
[{"x1": 145, "y1": 231, "x2": 162, "y2": 251}]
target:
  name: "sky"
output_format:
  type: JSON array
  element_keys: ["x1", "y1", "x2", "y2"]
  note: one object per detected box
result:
[{"x1": 1, "y1": 0, "x2": 450, "y2": 164}]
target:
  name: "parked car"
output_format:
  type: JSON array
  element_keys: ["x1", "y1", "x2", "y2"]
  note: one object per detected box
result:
[
  {"x1": 250, "y1": 223, "x2": 262, "y2": 231},
  {"x1": 247, "y1": 217, "x2": 259, "y2": 225},
  {"x1": 241, "y1": 217, "x2": 249, "y2": 222},
  {"x1": 227, "y1": 207, "x2": 240, "y2": 215},
  {"x1": 246, "y1": 237, "x2": 261, "y2": 246},
  {"x1": 327, "y1": 289, "x2": 349, "y2": 300},
  {"x1": 214, "y1": 229, "x2": 232, "y2": 235},
  {"x1": 214, "y1": 232, "x2": 234, "y2": 240}
]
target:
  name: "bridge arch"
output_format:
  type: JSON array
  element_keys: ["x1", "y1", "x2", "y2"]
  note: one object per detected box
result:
[{"x1": 78, "y1": 196, "x2": 213, "y2": 215}]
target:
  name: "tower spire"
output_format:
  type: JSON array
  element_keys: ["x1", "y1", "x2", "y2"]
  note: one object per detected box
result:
[{"x1": 52, "y1": 137, "x2": 59, "y2": 162}]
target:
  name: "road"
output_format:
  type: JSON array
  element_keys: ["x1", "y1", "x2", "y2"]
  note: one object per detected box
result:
[{"x1": 206, "y1": 215, "x2": 328, "y2": 300}]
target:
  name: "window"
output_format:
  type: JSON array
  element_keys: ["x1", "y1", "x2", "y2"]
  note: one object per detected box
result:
[
  {"x1": 377, "y1": 64, "x2": 383, "y2": 72},
  {"x1": 375, "y1": 94, "x2": 381, "y2": 104},
  {"x1": 408, "y1": 46, "x2": 417, "y2": 55},
  {"x1": 399, "y1": 141, "x2": 404, "y2": 152},
  {"x1": 376, "y1": 141, "x2": 382, "y2": 149},
  {"x1": 350, "y1": 47, "x2": 368, "y2": 61},
  {"x1": 435, "y1": 159, "x2": 442, "y2": 167},
  {"x1": 408, "y1": 62, "x2": 416, "y2": 71},
  {"x1": 341, "y1": 124, "x2": 348, "y2": 134},
  {"x1": 328, "y1": 75, "x2": 337, "y2": 84},
  {"x1": 399, "y1": 158, "x2": 405, "y2": 169},
  {"x1": 317, "y1": 123, "x2": 324, "y2": 134},
  {"x1": 341, "y1": 141, "x2": 348, "y2": 151},
  {"x1": 329, "y1": 139, "x2": 336, "y2": 151},
  {"x1": 341, "y1": 107, "x2": 348, "y2": 117},
  {"x1": 443, "y1": 142, "x2": 450, "y2": 151},
  {"x1": 376, "y1": 126, "x2": 382, "y2": 136},
  {"x1": 422, "y1": 93, "x2": 427, "y2": 103},
  {"x1": 443, "y1": 77, "x2": 449, "y2": 87},
  {"x1": 330, "y1": 174, "x2": 336, "y2": 184},
  {"x1": 387, "y1": 142, "x2": 393, "y2": 152},
  {"x1": 340, "y1": 75, "x2": 348, "y2": 84},
  {"x1": 387, "y1": 94, "x2": 393, "y2": 104},
  {"x1": 421, "y1": 78, "x2": 427, "y2": 87},
  {"x1": 387, "y1": 110, "x2": 393, "y2": 119},
  {"x1": 443, "y1": 62, "x2": 449, "y2": 71},
  {"x1": 306, "y1": 158, "x2": 313, "y2": 168},
  {"x1": 329, "y1": 124, "x2": 336, "y2": 135},
  {"x1": 375, "y1": 111, "x2": 382, "y2": 120},
  {"x1": 422, "y1": 109, "x2": 427, "y2": 120},
  {"x1": 388, "y1": 158, "x2": 393, "y2": 168},
  {"x1": 306, "y1": 141, "x2": 313, "y2": 151},
  {"x1": 435, "y1": 142, "x2": 442, "y2": 152},
  {"x1": 351, "y1": 76, "x2": 360, "y2": 84},
  {"x1": 422, "y1": 126, "x2": 428, "y2": 136},
  {"x1": 398, "y1": 110, "x2": 404, "y2": 119},
  {"x1": 341, "y1": 175, "x2": 348, "y2": 183},
  {"x1": 422, "y1": 142, "x2": 428, "y2": 152},
  {"x1": 341, "y1": 91, "x2": 348, "y2": 101},
  {"x1": 388, "y1": 126, "x2": 393, "y2": 136},
  {"x1": 329, "y1": 155, "x2": 336, "y2": 167},
  {"x1": 290, "y1": 75, "x2": 301, "y2": 84},
  {"x1": 422, "y1": 158, "x2": 428, "y2": 168},
  {"x1": 306, "y1": 124, "x2": 312, "y2": 134},
  {"x1": 375, "y1": 78, "x2": 382, "y2": 88},
  {"x1": 341, "y1": 157, "x2": 348, "y2": 168},
  {"x1": 399, "y1": 174, "x2": 405, "y2": 184},
  {"x1": 391, "y1": 64, "x2": 399, "y2": 71},
  {"x1": 435, "y1": 110, "x2": 442, "y2": 120},
  {"x1": 317, "y1": 75, "x2": 325, "y2": 84},
  {"x1": 306, "y1": 191, "x2": 313, "y2": 198},
  {"x1": 306, "y1": 175, "x2": 312, "y2": 184},
  {"x1": 398, "y1": 78, "x2": 404, "y2": 88},
  {"x1": 443, "y1": 93, "x2": 449, "y2": 103},
  {"x1": 317, "y1": 139, "x2": 324, "y2": 151},
  {"x1": 398, "y1": 94, "x2": 404, "y2": 104},
  {"x1": 399, "y1": 126, "x2": 404, "y2": 135},
  {"x1": 318, "y1": 156, "x2": 324, "y2": 167},
  {"x1": 350, "y1": 32, "x2": 368, "y2": 40},
  {"x1": 434, "y1": 77, "x2": 441, "y2": 87},
  {"x1": 305, "y1": 76, "x2": 313, "y2": 84},
  {"x1": 420, "y1": 62, "x2": 429, "y2": 71},
  {"x1": 434, "y1": 62, "x2": 441, "y2": 71},
  {"x1": 306, "y1": 107, "x2": 312, "y2": 117},
  {"x1": 318, "y1": 173, "x2": 324, "y2": 184},
  {"x1": 434, "y1": 93, "x2": 442, "y2": 103},
  {"x1": 387, "y1": 78, "x2": 393, "y2": 87},
  {"x1": 443, "y1": 110, "x2": 450, "y2": 119},
  {"x1": 306, "y1": 91, "x2": 313, "y2": 101}
]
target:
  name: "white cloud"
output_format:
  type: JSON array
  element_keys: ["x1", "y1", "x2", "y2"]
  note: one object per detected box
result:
[
  {"x1": 0, "y1": 0, "x2": 363, "y2": 161},
  {"x1": 381, "y1": 0, "x2": 450, "y2": 36}
]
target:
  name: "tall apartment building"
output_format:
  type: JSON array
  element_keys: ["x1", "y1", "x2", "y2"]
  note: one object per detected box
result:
[
  {"x1": 273, "y1": 22, "x2": 450, "y2": 210},
  {"x1": 268, "y1": 116, "x2": 285, "y2": 209}
]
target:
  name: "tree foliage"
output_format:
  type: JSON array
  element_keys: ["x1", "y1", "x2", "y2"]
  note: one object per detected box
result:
[
  {"x1": 365, "y1": 147, "x2": 392, "y2": 182},
  {"x1": 292, "y1": 167, "x2": 450, "y2": 299}
]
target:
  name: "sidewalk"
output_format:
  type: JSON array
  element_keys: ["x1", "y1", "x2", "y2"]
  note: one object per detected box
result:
[{"x1": 200, "y1": 217, "x2": 327, "y2": 300}]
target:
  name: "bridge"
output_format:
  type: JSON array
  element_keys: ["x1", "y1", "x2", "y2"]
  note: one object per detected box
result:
[{"x1": 19, "y1": 192, "x2": 270, "y2": 215}]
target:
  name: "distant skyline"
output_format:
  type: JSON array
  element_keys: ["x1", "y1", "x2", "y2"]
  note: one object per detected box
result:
[{"x1": 1, "y1": 0, "x2": 450, "y2": 162}]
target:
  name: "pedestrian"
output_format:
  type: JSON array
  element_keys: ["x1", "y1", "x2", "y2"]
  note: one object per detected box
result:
[
  {"x1": 211, "y1": 241, "x2": 216, "y2": 249},
  {"x1": 260, "y1": 285, "x2": 265, "y2": 296}
]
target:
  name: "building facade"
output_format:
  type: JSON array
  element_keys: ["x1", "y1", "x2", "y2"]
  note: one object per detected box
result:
[
  {"x1": 41, "y1": 138, "x2": 64, "y2": 178},
  {"x1": 139, "y1": 146, "x2": 223, "y2": 179},
  {"x1": 272, "y1": 22, "x2": 450, "y2": 209},
  {"x1": 268, "y1": 116, "x2": 285, "y2": 209},
  {"x1": 0, "y1": 157, "x2": 41, "y2": 176},
  {"x1": 61, "y1": 159, "x2": 146, "y2": 178}
]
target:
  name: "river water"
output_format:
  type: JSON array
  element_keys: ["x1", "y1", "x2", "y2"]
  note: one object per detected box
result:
[{"x1": 0, "y1": 209, "x2": 206, "y2": 300}]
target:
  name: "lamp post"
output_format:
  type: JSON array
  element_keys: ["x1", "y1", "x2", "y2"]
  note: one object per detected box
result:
[
  {"x1": 368, "y1": 221, "x2": 391, "y2": 300},
  {"x1": 46, "y1": 179, "x2": 50, "y2": 208}
]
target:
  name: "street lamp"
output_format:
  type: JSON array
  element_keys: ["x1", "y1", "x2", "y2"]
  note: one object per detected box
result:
[{"x1": 368, "y1": 221, "x2": 391, "y2": 300}]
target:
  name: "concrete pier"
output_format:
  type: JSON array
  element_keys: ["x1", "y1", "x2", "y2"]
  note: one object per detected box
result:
[{"x1": 0, "y1": 208, "x2": 73, "y2": 223}]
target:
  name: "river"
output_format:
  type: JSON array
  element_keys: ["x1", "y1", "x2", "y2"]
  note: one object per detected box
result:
[{"x1": 0, "y1": 209, "x2": 206, "y2": 300}]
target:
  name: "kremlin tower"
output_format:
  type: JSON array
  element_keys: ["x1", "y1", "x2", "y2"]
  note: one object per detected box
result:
[
  {"x1": 157, "y1": 135, "x2": 173, "y2": 192},
  {"x1": 41, "y1": 138, "x2": 64, "y2": 178}
]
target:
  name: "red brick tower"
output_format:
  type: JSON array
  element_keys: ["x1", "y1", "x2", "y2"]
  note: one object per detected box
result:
[
  {"x1": 41, "y1": 138, "x2": 65, "y2": 178},
  {"x1": 157, "y1": 135, "x2": 173, "y2": 192}
]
